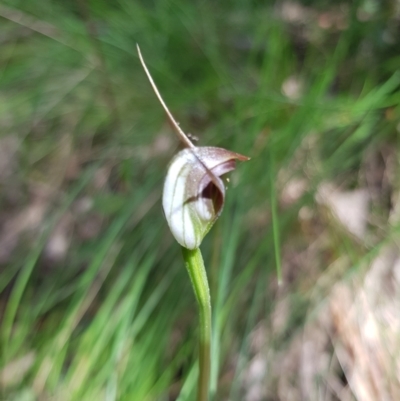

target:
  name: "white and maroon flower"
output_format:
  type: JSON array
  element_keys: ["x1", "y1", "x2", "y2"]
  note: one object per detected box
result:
[
  {"x1": 163, "y1": 147, "x2": 248, "y2": 249},
  {"x1": 137, "y1": 45, "x2": 249, "y2": 249}
]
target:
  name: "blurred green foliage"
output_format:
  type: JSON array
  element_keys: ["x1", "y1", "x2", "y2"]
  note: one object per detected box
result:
[{"x1": 0, "y1": 0, "x2": 399, "y2": 400}]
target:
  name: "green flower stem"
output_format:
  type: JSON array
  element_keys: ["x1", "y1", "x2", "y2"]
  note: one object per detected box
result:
[{"x1": 182, "y1": 247, "x2": 211, "y2": 401}]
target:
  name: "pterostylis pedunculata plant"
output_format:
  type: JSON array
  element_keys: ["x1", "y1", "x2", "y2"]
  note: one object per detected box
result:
[{"x1": 137, "y1": 45, "x2": 249, "y2": 401}]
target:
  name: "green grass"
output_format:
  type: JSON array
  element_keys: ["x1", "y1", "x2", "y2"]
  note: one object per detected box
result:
[{"x1": 0, "y1": 1, "x2": 399, "y2": 400}]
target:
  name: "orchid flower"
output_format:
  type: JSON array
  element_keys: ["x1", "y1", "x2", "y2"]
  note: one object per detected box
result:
[
  {"x1": 137, "y1": 45, "x2": 249, "y2": 250},
  {"x1": 137, "y1": 45, "x2": 248, "y2": 401}
]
